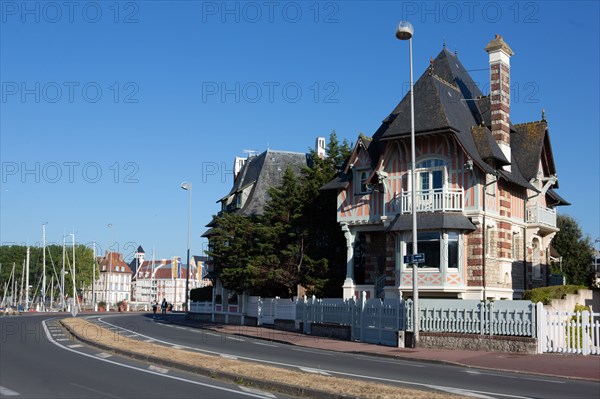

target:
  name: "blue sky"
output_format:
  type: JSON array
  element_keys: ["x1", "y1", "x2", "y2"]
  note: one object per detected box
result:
[{"x1": 1, "y1": 1, "x2": 599, "y2": 260}]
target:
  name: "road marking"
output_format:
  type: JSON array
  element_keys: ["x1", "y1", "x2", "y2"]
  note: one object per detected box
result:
[
  {"x1": 461, "y1": 369, "x2": 565, "y2": 384},
  {"x1": 353, "y1": 356, "x2": 426, "y2": 367},
  {"x1": 238, "y1": 386, "x2": 276, "y2": 398},
  {"x1": 145, "y1": 339, "x2": 155, "y2": 343},
  {"x1": 42, "y1": 318, "x2": 269, "y2": 399},
  {"x1": 56, "y1": 338, "x2": 70, "y2": 342},
  {"x1": 70, "y1": 383, "x2": 119, "y2": 398},
  {"x1": 205, "y1": 332, "x2": 220, "y2": 337},
  {"x1": 0, "y1": 386, "x2": 20, "y2": 396},
  {"x1": 68, "y1": 344, "x2": 83, "y2": 348},
  {"x1": 96, "y1": 352, "x2": 112, "y2": 359},
  {"x1": 227, "y1": 336, "x2": 245, "y2": 342},
  {"x1": 251, "y1": 341, "x2": 278, "y2": 347},
  {"x1": 220, "y1": 354, "x2": 238, "y2": 360},
  {"x1": 95, "y1": 317, "x2": 530, "y2": 399},
  {"x1": 126, "y1": 334, "x2": 138, "y2": 337},
  {"x1": 148, "y1": 365, "x2": 169, "y2": 374},
  {"x1": 292, "y1": 348, "x2": 333, "y2": 356},
  {"x1": 299, "y1": 367, "x2": 331, "y2": 376},
  {"x1": 172, "y1": 345, "x2": 183, "y2": 349},
  {"x1": 433, "y1": 386, "x2": 496, "y2": 399}
]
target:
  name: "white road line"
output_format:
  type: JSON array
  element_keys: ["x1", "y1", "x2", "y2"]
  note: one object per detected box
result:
[
  {"x1": 145, "y1": 339, "x2": 155, "y2": 343},
  {"x1": 148, "y1": 365, "x2": 169, "y2": 374},
  {"x1": 353, "y1": 356, "x2": 425, "y2": 367},
  {"x1": 0, "y1": 386, "x2": 20, "y2": 396},
  {"x1": 462, "y1": 369, "x2": 564, "y2": 384},
  {"x1": 126, "y1": 334, "x2": 138, "y2": 337},
  {"x1": 238, "y1": 386, "x2": 276, "y2": 398},
  {"x1": 227, "y1": 336, "x2": 245, "y2": 342},
  {"x1": 292, "y1": 348, "x2": 333, "y2": 356},
  {"x1": 299, "y1": 367, "x2": 331, "y2": 376},
  {"x1": 68, "y1": 344, "x2": 83, "y2": 348},
  {"x1": 41, "y1": 319, "x2": 271, "y2": 399},
  {"x1": 56, "y1": 338, "x2": 70, "y2": 342},
  {"x1": 205, "y1": 332, "x2": 220, "y2": 337},
  {"x1": 251, "y1": 341, "x2": 278, "y2": 347},
  {"x1": 172, "y1": 345, "x2": 183, "y2": 349},
  {"x1": 96, "y1": 352, "x2": 112, "y2": 359},
  {"x1": 221, "y1": 354, "x2": 238, "y2": 360},
  {"x1": 96, "y1": 318, "x2": 530, "y2": 399}
]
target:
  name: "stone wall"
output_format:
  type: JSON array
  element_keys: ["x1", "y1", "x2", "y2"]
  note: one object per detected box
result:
[
  {"x1": 420, "y1": 332, "x2": 537, "y2": 354},
  {"x1": 310, "y1": 322, "x2": 351, "y2": 341}
]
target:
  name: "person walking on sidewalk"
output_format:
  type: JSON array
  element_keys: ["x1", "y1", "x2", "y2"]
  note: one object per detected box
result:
[{"x1": 160, "y1": 298, "x2": 167, "y2": 316}]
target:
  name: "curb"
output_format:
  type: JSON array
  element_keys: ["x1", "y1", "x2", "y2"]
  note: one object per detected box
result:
[{"x1": 60, "y1": 320, "x2": 358, "y2": 399}]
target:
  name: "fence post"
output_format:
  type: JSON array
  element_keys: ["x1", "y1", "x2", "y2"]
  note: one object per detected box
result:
[
  {"x1": 488, "y1": 300, "x2": 494, "y2": 336},
  {"x1": 536, "y1": 302, "x2": 545, "y2": 354},
  {"x1": 479, "y1": 301, "x2": 485, "y2": 335},
  {"x1": 360, "y1": 291, "x2": 366, "y2": 343},
  {"x1": 582, "y1": 310, "x2": 590, "y2": 356},
  {"x1": 257, "y1": 297, "x2": 262, "y2": 326}
]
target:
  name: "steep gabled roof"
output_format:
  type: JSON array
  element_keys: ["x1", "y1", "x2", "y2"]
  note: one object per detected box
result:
[{"x1": 219, "y1": 149, "x2": 309, "y2": 216}]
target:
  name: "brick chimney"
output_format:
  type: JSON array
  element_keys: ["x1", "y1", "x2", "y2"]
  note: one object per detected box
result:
[{"x1": 485, "y1": 34, "x2": 514, "y2": 168}]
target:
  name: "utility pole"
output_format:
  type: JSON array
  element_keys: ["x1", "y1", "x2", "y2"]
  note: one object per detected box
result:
[
  {"x1": 61, "y1": 235, "x2": 66, "y2": 311},
  {"x1": 25, "y1": 247, "x2": 30, "y2": 311}
]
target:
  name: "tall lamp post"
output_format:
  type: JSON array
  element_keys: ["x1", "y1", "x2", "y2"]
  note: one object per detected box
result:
[
  {"x1": 181, "y1": 182, "x2": 192, "y2": 317},
  {"x1": 396, "y1": 20, "x2": 419, "y2": 347}
]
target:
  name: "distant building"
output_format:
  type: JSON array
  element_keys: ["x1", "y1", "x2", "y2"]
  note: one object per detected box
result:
[
  {"x1": 90, "y1": 252, "x2": 132, "y2": 304},
  {"x1": 131, "y1": 256, "x2": 206, "y2": 308}
]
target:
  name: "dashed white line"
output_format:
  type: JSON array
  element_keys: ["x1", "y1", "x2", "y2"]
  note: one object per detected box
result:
[
  {"x1": 96, "y1": 352, "x2": 112, "y2": 359},
  {"x1": 299, "y1": 367, "x2": 331, "y2": 376},
  {"x1": 220, "y1": 354, "x2": 238, "y2": 360},
  {"x1": 68, "y1": 344, "x2": 83, "y2": 348},
  {"x1": 238, "y1": 386, "x2": 276, "y2": 398},
  {"x1": 251, "y1": 341, "x2": 278, "y2": 347},
  {"x1": 227, "y1": 336, "x2": 245, "y2": 342},
  {"x1": 148, "y1": 365, "x2": 169, "y2": 374},
  {"x1": 0, "y1": 386, "x2": 20, "y2": 396}
]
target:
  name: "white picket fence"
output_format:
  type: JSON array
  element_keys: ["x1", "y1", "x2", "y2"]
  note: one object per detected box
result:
[
  {"x1": 537, "y1": 303, "x2": 600, "y2": 355},
  {"x1": 190, "y1": 296, "x2": 600, "y2": 355}
]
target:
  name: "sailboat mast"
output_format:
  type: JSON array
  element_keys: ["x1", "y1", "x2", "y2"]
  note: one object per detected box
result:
[
  {"x1": 42, "y1": 224, "x2": 46, "y2": 311},
  {"x1": 25, "y1": 247, "x2": 30, "y2": 311}
]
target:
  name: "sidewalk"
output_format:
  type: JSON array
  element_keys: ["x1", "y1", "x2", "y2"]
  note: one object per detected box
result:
[{"x1": 163, "y1": 314, "x2": 600, "y2": 382}]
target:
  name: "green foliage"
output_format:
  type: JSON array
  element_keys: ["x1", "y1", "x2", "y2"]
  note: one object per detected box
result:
[
  {"x1": 523, "y1": 285, "x2": 587, "y2": 304},
  {"x1": 0, "y1": 244, "x2": 98, "y2": 304},
  {"x1": 567, "y1": 303, "x2": 592, "y2": 349},
  {"x1": 206, "y1": 131, "x2": 353, "y2": 298},
  {"x1": 551, "y1": 215, "x2": 595, "y2": 286},
  {"x1": 190, "y1": 286, "x2": 213, "y2": 302}
]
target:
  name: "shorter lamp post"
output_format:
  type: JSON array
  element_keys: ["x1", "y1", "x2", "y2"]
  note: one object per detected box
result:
[{"x1": 181, "y1": 182, "x2": 192, "y2": 316}]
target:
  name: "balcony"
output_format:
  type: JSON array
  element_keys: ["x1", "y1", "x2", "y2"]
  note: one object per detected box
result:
[
  {"x1": 398, "y1": 188, "x2": 464, "y2": 213},
  {"x1": 526, "y1": 204, "x2": 557, "y2": 229}
]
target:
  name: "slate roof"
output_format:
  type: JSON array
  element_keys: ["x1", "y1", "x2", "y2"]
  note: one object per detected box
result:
[
  {"x1": 325, "y1": 46, "x2": 563, "y2": 194},
  {"x1": 221, "y1": 149, "x2": 310, "y2": 216}
]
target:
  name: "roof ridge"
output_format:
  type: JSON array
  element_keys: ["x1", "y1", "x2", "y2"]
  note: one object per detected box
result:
[
  {"x1": 432, "y1": 74, "x2": 459, "y2": 91},
  {"x1": 513, "y1": 120, "x2": 547, "y2": 127}
]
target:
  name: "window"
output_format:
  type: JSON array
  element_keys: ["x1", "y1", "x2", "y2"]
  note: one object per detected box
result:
[
  {"x1": 417, "y1": 159, "x2": 445, "y2": 193},
  {"x1": 532, "y1": 238, "x2": 541, "y2": 280},
  {"x1": 403, "y1": 231, "x2": 460, "y2": 271},
  {"x1": 355, "y1": 169, "x2": 370, "y2": 195}
]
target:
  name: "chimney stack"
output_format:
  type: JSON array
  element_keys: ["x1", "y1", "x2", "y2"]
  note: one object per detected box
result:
[
  {"x1": 316, "y1": 137, "x2": 326, "y2": 159},
  {"x1": 485, "y1": 34, "x2": 514, "y2": 167}
]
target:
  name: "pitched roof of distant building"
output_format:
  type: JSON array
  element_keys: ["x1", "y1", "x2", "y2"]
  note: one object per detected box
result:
[{"x1": 98, "y1": 252, "x2": 132, "y2": 274}]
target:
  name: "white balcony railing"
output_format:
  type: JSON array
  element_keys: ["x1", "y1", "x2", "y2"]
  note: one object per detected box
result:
[
  {"x1": 526, "y1": 204, "x2": 557, "y2": 228},
  {"x1": 399, "y1": 188, "x2": 464, "y2": 213}
]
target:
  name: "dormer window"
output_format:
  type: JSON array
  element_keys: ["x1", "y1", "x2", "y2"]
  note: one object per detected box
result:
[{"x1": 355, "y1": 169, "x2": 370, "y2": 195}]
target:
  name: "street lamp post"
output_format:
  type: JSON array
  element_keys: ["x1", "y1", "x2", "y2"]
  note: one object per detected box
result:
[
  {"x1": 396, "y1": 20, "x2": 419, "y2": 348},
  {"x1": 181, "y1": 182, "x2": 192, "y2": 317}
]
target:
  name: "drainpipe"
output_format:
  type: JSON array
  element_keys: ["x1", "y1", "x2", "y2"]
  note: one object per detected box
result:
[
  {"x1": 524, "y1": 192, "x2": 539, "y2": 294},
  {"x1": 482, "y1": 170, "x2": 499, "y2": 301}
]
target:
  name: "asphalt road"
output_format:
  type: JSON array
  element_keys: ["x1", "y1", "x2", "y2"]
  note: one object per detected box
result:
[
  {"x1": 97, "y1": 313, "x2": 600, "y2": 399},
  {"x1": 0, "y1": 314, "x2": 291, "y2": 399}
]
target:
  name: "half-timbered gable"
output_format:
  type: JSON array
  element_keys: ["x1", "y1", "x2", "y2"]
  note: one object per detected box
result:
[{"x1": 326, "y1": 35, "x2": 568, "y2": 300}]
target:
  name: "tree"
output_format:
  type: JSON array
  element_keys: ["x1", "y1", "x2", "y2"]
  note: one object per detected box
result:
[
  {"x1": 551, "y1": 214, "x2": 594, "y2": 286},
  {"x1": 0, "y1": 244, "x2": 97, "y2": 305}
]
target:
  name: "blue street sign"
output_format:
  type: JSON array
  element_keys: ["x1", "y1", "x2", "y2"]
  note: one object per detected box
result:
[{"x1": 404, "y1": 253, "x2": 426, "y2": 264}]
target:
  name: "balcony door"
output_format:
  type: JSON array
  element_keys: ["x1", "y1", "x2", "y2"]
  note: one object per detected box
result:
[{"x1": 417, "y1": 159, "x2": 446, "y2": 211}]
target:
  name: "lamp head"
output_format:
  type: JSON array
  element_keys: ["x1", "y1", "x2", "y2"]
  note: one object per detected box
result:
[
  {"x1": 396, "y1": 21, "x2": 414, "y2": 40},
  {"x1": 181, "y1": 182, "x2": 191, "y2": 191}
]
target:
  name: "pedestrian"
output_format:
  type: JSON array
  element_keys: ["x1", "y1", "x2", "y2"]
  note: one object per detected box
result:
[
  {"x1": 161, "y1": 298, "x2": 167, "y2": 316},
  {"x1": 152, "y1": 300, "x2": 157, "y2": 316}
]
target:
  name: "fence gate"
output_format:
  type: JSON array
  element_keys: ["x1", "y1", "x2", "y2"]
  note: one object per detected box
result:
[
  {"x1": 353, "y1": 296, "x2": 404, "y2": 346},
  {"x1": 258, "y1": 298, "x2": 276, "y2": 325},
  {"x1": 538, "y1": 304, "x2": 600, "y2": 355}
]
